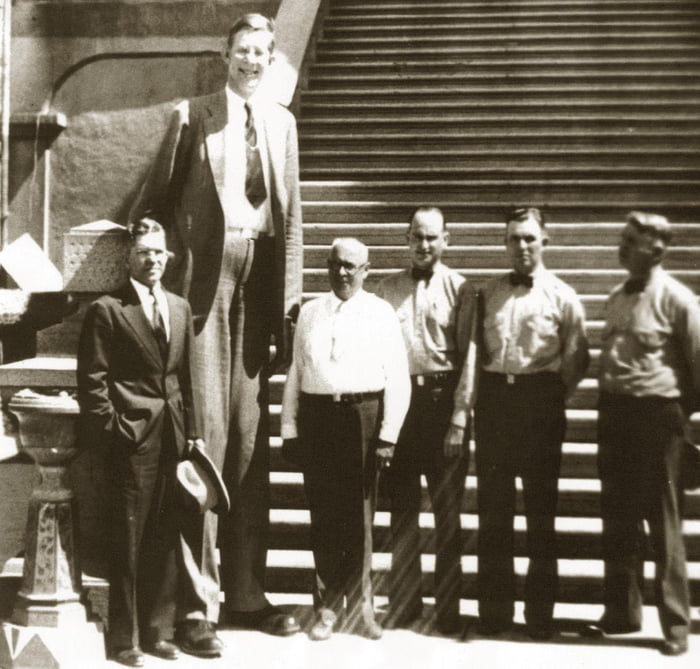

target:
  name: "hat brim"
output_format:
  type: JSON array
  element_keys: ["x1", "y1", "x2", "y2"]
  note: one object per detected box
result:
[{"x1": 178, "y1": 446, "x2": 230, "y2": 514}]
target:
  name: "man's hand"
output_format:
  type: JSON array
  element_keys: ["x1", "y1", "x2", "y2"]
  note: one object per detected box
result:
[
  {"x1": 374, "y1": 439, "x2": 395, "y2": 470},
  {"x1": 443, "y1": 424, "x2": 466, "y2": 458}
]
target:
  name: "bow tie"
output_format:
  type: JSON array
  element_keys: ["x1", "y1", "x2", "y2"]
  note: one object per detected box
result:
[
  {"x1": 624, "y1": 278, "x2": 647, "y2": 294},
  {"x1": 509, "y1": 272, "x2": 534, "y2": 289},
  {"x1": 411, "y1": 267, "x2": 433, "y2": 282}
]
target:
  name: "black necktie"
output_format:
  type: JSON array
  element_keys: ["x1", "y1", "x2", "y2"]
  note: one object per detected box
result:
[
  {"x1": 244, "y1": 102, "x2": 267, "y2": 208},
  {"x1": 624, "y1": 278, "x2": 646, "y2": 294},
  {"x1": 411, "y1": 267, "x2": 433, "y2": 282},
  {"x1": 150, "y1": 288, "x2": 168, "y2": 361},
  {"x1": 509, "y1": 272, "x2": 534, "y2": 289}
]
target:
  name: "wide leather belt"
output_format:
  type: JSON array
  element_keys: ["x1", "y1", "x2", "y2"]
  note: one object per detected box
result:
[{"x1": 301, "y1": 390, "x2": 383, "y2": 404}]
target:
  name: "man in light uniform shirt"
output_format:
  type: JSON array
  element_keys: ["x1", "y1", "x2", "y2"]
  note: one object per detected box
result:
[
  {"x1": 376, "y1": 206, "x2": 476, "y2": 634},
  {"x1": 582, "y1": 212, "x2": 700, "y2": 657},
  {"x1": 450, "y1": 207, "x2": 589, "y2": 639},
  {"x1": 281, "y1": 238, "x2": 411, "y2": 641}
]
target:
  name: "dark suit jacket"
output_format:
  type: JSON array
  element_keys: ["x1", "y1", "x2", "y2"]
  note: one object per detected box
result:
[
  {"x1": 129, "y1": 89, "x2": 303, "y2": 362},
  {"x1": 77, "y1": 282, "x2": 199, "y2": 454}
]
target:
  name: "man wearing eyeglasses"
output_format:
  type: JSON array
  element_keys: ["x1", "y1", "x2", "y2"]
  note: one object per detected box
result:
[
  {"x1": 450, "y1": 207, "x2": 589, "y2": 640},
  {"x1": 375, "y1": 206, "x2": 476, "y2": 635},
  {"x1": 281, "y1": 238, "x2": 411, "y2": 642}
]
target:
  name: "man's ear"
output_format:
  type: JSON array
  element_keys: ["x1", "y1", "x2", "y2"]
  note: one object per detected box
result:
[
  {"x1": 443, "y1": 230, "x2": 450, "y2": 246},
  {"x1": 542, "y1": 233, "x2": 550, "y2": 247}
]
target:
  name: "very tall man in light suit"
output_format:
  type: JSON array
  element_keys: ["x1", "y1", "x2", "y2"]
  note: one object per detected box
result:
[{"x1": 131, "y1": 13, "x2": 303, "y2": 643}]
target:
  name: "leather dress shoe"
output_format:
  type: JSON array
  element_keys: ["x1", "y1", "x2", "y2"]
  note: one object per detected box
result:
[
  {"x1": 661, "y1": 639, "x2": 688, "y2": 656},
  {"x1": 355, "y1": 620, "x2": 383, "y2": 640},
  {"x1": 113, "y1": 647, "x2": 145, "y2": 667},
  {"x1": 580, "y1": 619, "x2": 641, "y2": 638},
  {"x1": 176, "y1": 620, "x2": 223, "y2": 658},
  {"x1": 227, "y1": 605, "x2": 300, "y2": 636},
  {"x1": 309, "y1": 613, "x2": 336, "y2": 641},
  {"x1": 146, "y1": 639, "x2": 180, "y2": 660}
]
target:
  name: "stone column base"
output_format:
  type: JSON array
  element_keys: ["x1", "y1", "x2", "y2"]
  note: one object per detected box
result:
[{"x1": 0, "y1": 620, "x2": 105, "y2": 668}]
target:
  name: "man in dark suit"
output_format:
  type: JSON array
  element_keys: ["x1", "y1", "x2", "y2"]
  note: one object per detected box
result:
[
  {"x1": 78, "y1": 218, "x2": 215, "y2": 666},
  {"x1": 130, "y1": 13, "x2": 303, "y2": 637}
]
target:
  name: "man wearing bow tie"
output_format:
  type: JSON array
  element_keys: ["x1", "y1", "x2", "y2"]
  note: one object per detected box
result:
[
  {"x1": 581, "y1": 212, "x2": 700, "y2": 656},
  {"x1": 376, "y1": 207, "x2": 476, "y2": 634},
  {"x1": 450, "y1": 207, "x2": 589, "y2": 639}
]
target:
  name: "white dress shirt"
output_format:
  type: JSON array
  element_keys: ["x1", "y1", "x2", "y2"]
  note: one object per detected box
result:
[
  {"x1": 450, "y1": 265, "x2": 588, "y2": 428},
  {"x1": 223, "y1": 86, "x2": 273, "y2": 235},
  {"x1": 281, "y1": 289, "x2": 411, "y2": 443},
  {"x1": 130, "y1": 277, "x2": 170, "y2": 341}
]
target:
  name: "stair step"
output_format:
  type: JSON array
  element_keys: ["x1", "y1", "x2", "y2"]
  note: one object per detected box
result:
[
  {"x1": 263, "y1": 552, "x2": 700, "y2": 601},
  {"x1": 331, "y1": 0, "x2": 700, "y2": 13},
  {"x1": 309, "y1": 71, "x2": 700, "y2": 89},
  {"x1": 300, "y1": 167, "x2": 700, "y2": 182},
  {"x1": 301, "y1": 245, "x2": 700, "y2": 271},
  {"x1": 299, "y1": 181, "x2": 700, "y2": 204},
  {"x1": 300, "y1": 222, "x2": 700, "y2": 247},
  {"x1": 269, "y1": 471, "x2": 700, "y2": 518},
  {"x1": 310, "y1": 58, "x2": 700, "y2": 75},
  {"x1": 325, "y1": 11, "x2": 700, "y2": 24},
  {"x1": 302, "y1": 202, "x2": 700, "y2": 224},
  {"x1": 301, "y1": 270, "x2": 700, "y2": 298},
  {"x1": 300, "y1": 132, "x2": 700, "y2": 152}
]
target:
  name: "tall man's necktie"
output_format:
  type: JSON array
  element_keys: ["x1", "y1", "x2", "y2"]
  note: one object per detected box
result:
[
  {"x1": 150, "y1": 288, "x2": 168, "y2": 362},
  {"x1": 244, "y1": 102, "x2": 267, "y2": 208}
]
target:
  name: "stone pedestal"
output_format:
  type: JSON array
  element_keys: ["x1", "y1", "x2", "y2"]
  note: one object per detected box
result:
[{"x1": 0, "y1": 389, "x2": 105, "y2": 668}]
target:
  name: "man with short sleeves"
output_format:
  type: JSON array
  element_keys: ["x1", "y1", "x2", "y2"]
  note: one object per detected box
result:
[
  {"x1": 281, "y1": 238, "x2": 411, "y2": 641},
  {"x1": 582, "y1": 212, "x2": 700, "y2": 657},
  {"x1": 450, "y1": 207, "x2": 589, "y2": 639},
  {"x1": 376, "y1": 206, "x2": 476, "y2": 634}
]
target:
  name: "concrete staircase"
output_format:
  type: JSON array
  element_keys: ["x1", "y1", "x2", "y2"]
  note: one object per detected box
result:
[{"x1": 265, "y1": 0, "x2": 700, "y2": 608}]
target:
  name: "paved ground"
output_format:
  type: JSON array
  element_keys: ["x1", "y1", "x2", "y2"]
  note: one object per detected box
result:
[{"x1": 4, "y1": 598, "x2": 696, "y2": 669}]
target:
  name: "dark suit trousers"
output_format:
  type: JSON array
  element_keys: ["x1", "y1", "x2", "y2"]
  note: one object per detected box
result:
[
  {"x1": 190, "y1": 234, "x2": 274, "y2": 619},
  {"x1": 474, "y1": 371, "x2": 565, "y2": 629},
  {"x1": 598, "y1": 392, "x2": 690, "y2": 643},
  {"x1": 108, "y1": 416, "x2": 184, "y2": 649},
  {"x1": 299, "y1": 393, "x2": 382, "y2": 628},
  {"x1": 388, "y1": 376, "x2": 468, "y2": 626}
]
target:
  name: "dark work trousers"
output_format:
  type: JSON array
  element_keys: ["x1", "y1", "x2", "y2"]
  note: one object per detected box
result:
[
  {"x1": 299, "y1": 392, "x2": 383, "y2": 629},
  {"x1": 108, "y1": 415, "x2": 196, "y2": 650},
  {"x1": 388, "y1": 374, "x2": 469, "y2": 627},
  {"x1": 598, "y1": 392, "x2": 690, "y2": 643},
  {"x1": 474, "y1": 371, "x2": 565, "y2": 629},
  {"x1": 190, "y1": 234, "x2": 274, "y2": 620}
]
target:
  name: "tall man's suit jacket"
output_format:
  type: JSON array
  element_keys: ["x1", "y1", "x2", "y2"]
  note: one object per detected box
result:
[
  {"x1": 130, "y1": 89, "x2": 303, "y2": 362},
  {"x1": 77, "y1": 282, "x2": 202, "y2": 648}
]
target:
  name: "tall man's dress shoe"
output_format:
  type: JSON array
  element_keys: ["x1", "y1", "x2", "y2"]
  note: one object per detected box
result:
[
  {"x1": 113, "y1": 647, "x2": 145, "y2": 667},
  {"x1": 176, "y1": 620, "x2": 223, "y2": 658},
  {"x1": 146, "y1": 639, "x2": 180, "y2": 660},
  {"x1": 227, "y1": 605, "x2": 300, "y2": 636},
  {"x1": 580, "y1": 619, "x2": 641, "y2": 638},
  {"x1": 661, "y1": 639, "x2": 688, "y2": 656}
]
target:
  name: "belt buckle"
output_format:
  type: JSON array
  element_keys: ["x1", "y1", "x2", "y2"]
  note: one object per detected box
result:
[
  {"x1": 507, "y1": 374, "x2": 515, "y2": 385},
  {"x1": 332, "y1": 393, "x2": 342, "y2": 402},
  {"x1": 416, "y1": 375, "x2": 425, "y2": 387}
]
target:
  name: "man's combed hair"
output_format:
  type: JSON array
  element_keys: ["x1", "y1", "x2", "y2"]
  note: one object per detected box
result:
[
  {"x1": 227, "y1": 13, "x2": 275, "y2": 52},
  {"x1": 127, "y1": 216, "x2": 164, "y2": 242},
  {"x1": 506, "y1": 206, "x2": 545, "y2": 229},
  {"x1": 408, "y1": 206, "x2": 445, "y2": 232},
  {"x1": 627, "y1": 211, "x2": 673, "y2": 244}
]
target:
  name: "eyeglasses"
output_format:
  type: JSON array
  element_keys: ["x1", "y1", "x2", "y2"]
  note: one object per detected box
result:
[{"x1": 327, "y1": 260, "x2": 367, "y2": 276}]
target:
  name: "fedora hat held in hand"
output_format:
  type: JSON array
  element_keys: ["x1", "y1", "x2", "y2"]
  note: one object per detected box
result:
[{"x1": 177, "y1": 443, "x2": 230, "y2": 514}]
